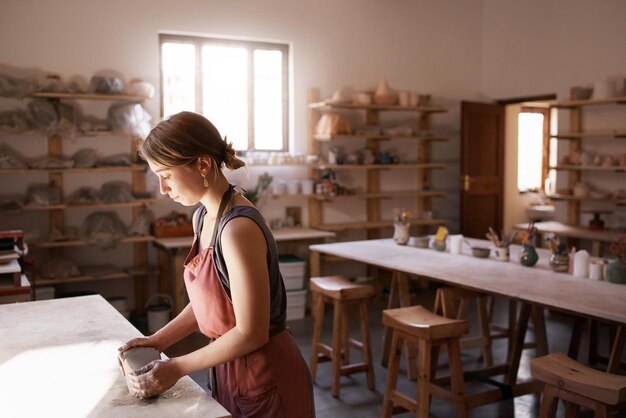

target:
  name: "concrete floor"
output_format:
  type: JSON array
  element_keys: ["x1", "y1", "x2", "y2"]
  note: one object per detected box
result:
[{"x1": 165, "y1": 289, "x2": 625, "y2": 418}]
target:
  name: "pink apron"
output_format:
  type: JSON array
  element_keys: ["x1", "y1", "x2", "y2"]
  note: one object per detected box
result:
[{"x1": 183, "y1": 188, "x2": 314, "y2": 418}]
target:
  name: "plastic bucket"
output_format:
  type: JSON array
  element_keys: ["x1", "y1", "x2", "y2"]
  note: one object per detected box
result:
[{"x1": 145, "y1": 293, "x2": 173, "y2": 334}]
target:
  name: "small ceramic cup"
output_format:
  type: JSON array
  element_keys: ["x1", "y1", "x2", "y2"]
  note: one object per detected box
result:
[{"x1": 493, "y1": 246, "x2": 510, "y2": 262}]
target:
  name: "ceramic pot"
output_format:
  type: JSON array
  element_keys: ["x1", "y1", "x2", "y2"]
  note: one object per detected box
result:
[
  {"x1": 393, "y1": 222, "x2": 410, "y2": 245},
  {"x1": 433, "y1": 239, "x2": 446, "y2": 252},
  {"x1": 549, "y1": 253, "x2": 569, "y2": 273},
  {"x1": 519, "y1": 245, "x2": 539, "y2": 267},
  {"x1": 606, "y1": 259, "x2": 626, "y2": 284}
]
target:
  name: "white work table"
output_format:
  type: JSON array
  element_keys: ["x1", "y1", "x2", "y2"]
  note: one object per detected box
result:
[
  {"x1": 0, "y1": 295, "x2": 231, "y2": 418},
  {"x1": 310, "y1": 238, "x2": 626, "y2": 324}
]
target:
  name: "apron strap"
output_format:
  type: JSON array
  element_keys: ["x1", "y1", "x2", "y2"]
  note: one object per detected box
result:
[{"x1": 209, "y1": 184, "x2": 235, "y2": 247}]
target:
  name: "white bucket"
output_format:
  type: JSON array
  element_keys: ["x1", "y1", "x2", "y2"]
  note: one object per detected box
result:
[{"x1": 145, "y1": 293, "x2": 173, "y2": 334}]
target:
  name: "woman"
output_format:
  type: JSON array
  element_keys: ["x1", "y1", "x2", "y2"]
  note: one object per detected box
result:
[{"x1": 118, "y1": 111, "x2": 315, "y2": 418}]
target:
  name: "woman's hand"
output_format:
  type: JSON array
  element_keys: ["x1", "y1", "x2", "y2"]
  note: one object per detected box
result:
[
  {"x1": 126, "y1": 358, "x2": 182, "y2": 398},
  {"x1": 117, "y1": 336, "x2": 164, "y2": 376}
]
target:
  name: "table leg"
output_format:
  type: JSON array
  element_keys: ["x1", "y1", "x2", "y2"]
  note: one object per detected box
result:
[
  {"x1": 505, "y1": 302, "x2": 531, "y2": 386},
  {"x1": 607, "y1": 326, "x2": 625, "y2": 374},
  {"x1": 309, "y1": 251, "x2": 321, "y2": 278}
]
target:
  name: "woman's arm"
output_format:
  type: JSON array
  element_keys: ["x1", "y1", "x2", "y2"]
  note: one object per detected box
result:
[{"x1": 127, "y1": 216, "x2": 271, "y2": 396}]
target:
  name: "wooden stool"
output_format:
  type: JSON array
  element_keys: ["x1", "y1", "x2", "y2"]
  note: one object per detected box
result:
[
  {"x1": 434, "y1": 287, "x2": 498, "y2": 366},
  {"x1": 382, "y1": 305, "x2": 470, "y2": 418},
  {"x1": 531, "y1": 352, "x2": 626, "y2": 418},
  {"x1": 309, "y1": 275, "x2": 376, "y2": 398}
]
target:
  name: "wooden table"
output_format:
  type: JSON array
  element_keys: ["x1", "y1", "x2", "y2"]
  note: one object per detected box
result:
[
  {"x1": 155, "y1": 227, "x2": 336, "y2": 314},
  {"x1": 0, "y1": 295, "x2": 231, "y2": 418},
  {"x1": 513, "y1": 221, "x2": 624, "y2": 256},
  {"x1": 309, "y1": 239, "x2": 626, "y2": 405}
]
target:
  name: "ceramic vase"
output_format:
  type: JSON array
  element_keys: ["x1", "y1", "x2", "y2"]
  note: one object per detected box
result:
[
  {"x1": 549, "y1": 253, "x2": 569, "y2": 273},
  {"x1": 519, "y1": 245, "x2": 539, "y2": 267},
  {"x1": 606, "y1": 259, "x2": 626, "y2": 284},
  {"x1": 433, "y1": 239, "x2": 446, "y2": 252},
  {"x1": 393, "y1": 222, "x2": 410, "y2": 245}
]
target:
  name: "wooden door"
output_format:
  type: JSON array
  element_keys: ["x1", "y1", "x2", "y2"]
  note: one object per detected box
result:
[{"x1": 460, "y1": 101, "x2": 504, "y2": 239}]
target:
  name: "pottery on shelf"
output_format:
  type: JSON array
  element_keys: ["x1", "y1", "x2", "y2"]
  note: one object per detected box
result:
[
  {"x1": 373, "y1": 77, "x2": 398, "y2": 105},
  {"x1": 519, "y1": 245, "x2": 539, "y2": 267}
]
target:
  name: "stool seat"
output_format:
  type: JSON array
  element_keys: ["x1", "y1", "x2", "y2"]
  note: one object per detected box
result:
[
  {"x1": 382, "y1": 305, "x2": 469, "y2": 341},
  {"x1": 531, "y1": 352, "x2": 626, "y2": 406},
  {"x1": 310, "y1": 276, "x2": 375, "y2": 301}
]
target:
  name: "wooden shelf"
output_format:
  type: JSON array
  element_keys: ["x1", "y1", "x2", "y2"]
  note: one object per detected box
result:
[
  {"x1": 30, "y1": 92, "x2": 149, "y2": 102},
  {"x1": 0, "y1": 164, "x2": 147, "y2": 174},
  {"x1": 313, "y1": 133, "x2": 448, "y2": 142},
  {"x1": 19, "y1": 199, "x2": 159, "y2": 211},
  {"x1": 549, "y1": 165, "x2": 626, "y2": 172},
  {"x1": 309, "y1": 101, "x2": 447, "y2": 113},
  {"x1": 313, "y1": 163, "x2": 447, "y2": 171},
  {"x1": 313, "y1": 218, "x2": 448, "y2": 232},
  {"x1": 0, "y1": 130, "x2": 135, "y2": 138},
  {"x1": 548, "y1": 194, "x2": 626, "y2": 205},
  {"x1": 311, "y1": 190, "x2": 447, "y2": 201},
  {"x1": 31, "y1": 235, "x2": 155, "y2": 249},
  {"x1": 34, "y1": 267, "x2": 158, "y2": 286},
  {"x1": 552, "y1": 130, "x2": 626, "y2": 139},
  {"x1": 548, "y1": 95, "x2": 626, "y2": 108}
]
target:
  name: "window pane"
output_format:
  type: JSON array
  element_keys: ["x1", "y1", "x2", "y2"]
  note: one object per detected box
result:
[
  {"x1": 254, "y1": 49, "x2": 283, "y2": 150},
  {"x1": 517, "y1": 112, "x2": 544, "y2": 192},
  {"x1": 161, "y1": 43, "x2": 196, "y2": 117},
  {"x1": 202, "y1": 46, "x2": 248, "y2": 150}
]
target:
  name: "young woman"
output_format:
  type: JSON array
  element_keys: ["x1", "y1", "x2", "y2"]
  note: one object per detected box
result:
[{"x1": 118, "y1": 111, "x2": 314, "y2": 418}]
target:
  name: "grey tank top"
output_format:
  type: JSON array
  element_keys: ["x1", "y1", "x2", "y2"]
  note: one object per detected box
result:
[{"x1": 195, "y1": 204, "x2": 287, "y2": 332}]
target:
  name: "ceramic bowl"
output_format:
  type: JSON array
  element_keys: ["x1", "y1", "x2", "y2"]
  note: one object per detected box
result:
[
  {"x1": 471, "y1": 246, "x2": 491, "y2": 258},
  {"x1": 412, "y1": 236, "x2": 430, "y2": 248}
]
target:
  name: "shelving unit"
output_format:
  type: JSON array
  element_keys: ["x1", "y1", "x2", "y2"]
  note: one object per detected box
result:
[
  {"x1": 545, "y1": 93, "x2": 626, "y2": 254},
  {"x1": 307, "y1": 88, "x2": 449, "y2": 238},
  {"x1": 0, "y1": 91, "x2": 155, "y2": 310}
]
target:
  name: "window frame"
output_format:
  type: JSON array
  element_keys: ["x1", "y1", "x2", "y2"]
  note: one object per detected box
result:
[{"x1": 159, "y1": 33, "x2": 290, "y2": 151}]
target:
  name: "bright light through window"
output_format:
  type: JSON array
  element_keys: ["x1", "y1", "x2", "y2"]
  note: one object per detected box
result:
[
  {"x1": 202, "y1": 46, "x2": 248, "y2": 150},
  {"x1": 161, "y1": 43, "x2": 195, "y2": 118},
  {"x1": 159, "y1": 34, "x2": 289, "y2": 151},
  {"x1": 254, "y1": 50, "x2": 283, "y2": 150},
  {"x1": 517, "y1": 112, "x2": 544, "y2": 192}
]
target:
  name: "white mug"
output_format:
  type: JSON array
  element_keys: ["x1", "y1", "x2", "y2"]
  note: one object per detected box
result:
[
  {"x1": 589, "y1": 262, "x2": 604, "y2": 281},
  {"x1": 449, "y1": 235, "x2": 463, "y2": 255},
  {"x1": 494, "y1": 246, "x2": 510, "y2": 262}
]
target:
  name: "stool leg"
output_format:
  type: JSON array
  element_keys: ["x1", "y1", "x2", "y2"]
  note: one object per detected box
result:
[
  {"x1": 332, "y1": 299, "x2": 343, "y2": 398},
  {"x1": 538, "y1": 385, "x2": 559, "y2": 418},
  {"x1": 382, "y1": 331, "x2": 402, "y2": 418},
  {"x1": 447, "y1": 338, "x2": 468, "y2": 418},
  {"x1": 417, "y1": 339, "x2": 432, "y2": 418},
  {"x1": 309, "y1": 292, "x2": 325, "y2": 383},
  {"x1": 342, "y1": 304, "x2": 351, "y2": 366},
  {"x1": 564, "y1": 401, "x2": 580, "y2": 418},
  {"x1": 359, "y1": 300, "x2": 375, "y2": 390}
]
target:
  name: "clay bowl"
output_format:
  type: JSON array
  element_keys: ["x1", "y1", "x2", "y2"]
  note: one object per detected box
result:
[
  {"x1": 470, "y1": 246, "x2": 491, "y2": 258},
  {"x1": 412, "y1": 236, "x2": 430, "y2": 248}
]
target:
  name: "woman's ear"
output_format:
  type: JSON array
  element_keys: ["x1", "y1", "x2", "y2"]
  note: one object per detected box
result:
[{"x1": 197, "y1": 157, "x2": 212, "y2": 176}]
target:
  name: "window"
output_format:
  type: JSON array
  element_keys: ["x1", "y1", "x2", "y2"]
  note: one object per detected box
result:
[
  {"x1": 517, "y1": 107, "x2": 549, "y2": 192},
  {"x1": 159, "y1": 34, "x2": 289, "y2": 151}
]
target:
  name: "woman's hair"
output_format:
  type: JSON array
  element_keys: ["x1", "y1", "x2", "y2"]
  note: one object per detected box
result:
[{"x1": 139, "y1": 111, "x2": 245, "y2": 171}]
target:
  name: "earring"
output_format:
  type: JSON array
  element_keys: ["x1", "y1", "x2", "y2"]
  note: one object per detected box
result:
[{"x1": 202, "y1": 175, "x2": 209, "y2": 188}]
